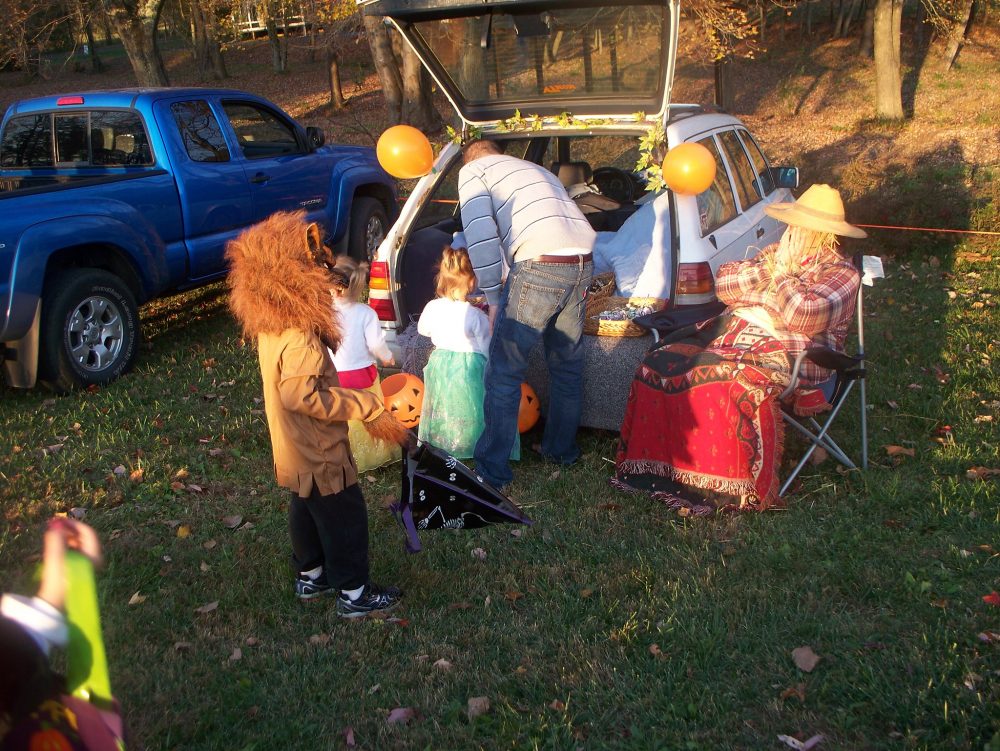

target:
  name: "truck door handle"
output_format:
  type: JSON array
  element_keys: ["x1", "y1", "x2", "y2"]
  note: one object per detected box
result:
[
  {"x1": 250, "y1": 172, "x2": 271, "y2": 184},
  {"x1": 756, "y1": 226, "x2": 766, "y2": 239}
]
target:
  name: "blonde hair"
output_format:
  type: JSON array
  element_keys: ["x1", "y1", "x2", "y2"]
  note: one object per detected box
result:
[
  {"x1": 435, "y1": 246, "x2": 477, "y2": 300},
  {"x1": 329, "y1": 255, "x2": 369, "y2": 302}
]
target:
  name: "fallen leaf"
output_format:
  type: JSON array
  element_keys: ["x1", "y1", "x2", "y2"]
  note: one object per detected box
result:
[
  {"x1": 245, "y1": 637, "x2": 259, "y2": 646},
  {"x1": 505, "y1": 591, "x2": 524, "y2": 602},
  {"x1": 471, "y1": 547, "x2": 487, "y2": 561},
  {"x1": 930, "y1": 598, "x2": 949, "y2": 608},
  {"x1": 162, "y1": 555, "x2": 172, "y2": 562},
  {"x1": 195, "y1": 600, "x2": 219, "y2": 614},
  {"x1": 386, "y1": 707, "x2": 416, "y2": 725},
  {"x1": 174, "y1": 468, "x2": 190, "y2": 480},
  {"x1": 792, "y1": 646, "x2": 821, "y2": 672},
  {"x1": 549, "y1": 699, "x2": 566, "y2": 711},
  {"x1": 467, "y1": 696, "x2": 490, "y2": 720},
  {"x1": 509, "y1": 528, "x2": 524, "y2": 538},
  {"x1": 203, "y1": 539, "x2": 217, "y2": 550},
  {"x1": 580, "y1": 588, "x2": 594, "y2": 598},
  {"x1": 648, "y1": 643, "x2": 663, "y2": 657},
  {"x1": 778, "y1": 734, "x2": 825, "y2": 751},
  {"x1": 983, "y1": 591, "x2": 1000, "y2": 607},
  {"x1": 548, "y1": 470, "x2": 561, "y2": 481},
  {"x1": 977, "y1": 631, "x2": 1000, "y2": 643},
  {"x1": 200, "y1": 561, "x2": 211, "y2": 572},
  {"x1": 885, "y1": 445, "x2": 915, "y2": 457},
  {"x1": 449, "y1": 601, "x2": 472, "y2": 611},
  {"x1": 229, "y1": 647, "x2": 242, "y2": 662},
  {"x1": 186, "y1": 483, "x2": 204, "y2": 493},
  {"x1": 208, "y1": 448, "x2": 225, "y2": 457},
  {"x1": 128, "y1": 591, "x2": 146, "y2": 606},
  {"x1": 176, "y1": 525, "x2": 191, "y2": 538},
  {"x1": 886, "y1": 400, "x2": 899, "y2": 410},
  {"x1": 779, "y1": 683, "x2": 807, "y2": 702},
  {"x1": 365, "y1": 474, "x2": 377, "y2": 483},
  {"x1": 514, "y1": 665, "x2": 528, "y2": 675},
  {"x1": 308, "y1": 633, "x2": 331, "y2": 646},
  {"x1": 113, "y1": 465, "x2": 127, "y2": 476},
  {"x1": 433, "y1": 658, "x2": 452, "y2": 671},
  {"x1": 246, "y1": 705, "x2": 259, "y2": 719},
  {"x1": 174, "y1": 641, "x2": 192, "y2": 652},
  {"x1": 170, "y1": 481, "x2": 185, "y2": 491},
  {"x1": 367, "y1": 683, "x2": 381, "y2": 694},
  {"x1": 414, "y1": 654, "x2": 430, "y2": 662},
  {"x1": 808, "y1": 446, "x2": 829, "y2": 465},
  {"x1": 385, "y1": 617, "x2": 410, "y2": 627},
  {"x1": 222, "y1": 514, "x2": 243, "y2": 529},
  {"x1": 344, "y1": 727, "x2": 356, "y2": 747},
  {"x1": 966, "y1": 466, "x2": 1000, "y2": 481},
  {"x1": 129, "y1": 468, "x2": 144, "y2": 483},
  {"x1": 164, "y1": 519, "x2": 181, "y2": 528},
  {"x1": 598, "y1": 502, "x2": 621, "y2": 511},
  {"x1": 68, "y1": 507, "x2": 87, "y2": 520}
]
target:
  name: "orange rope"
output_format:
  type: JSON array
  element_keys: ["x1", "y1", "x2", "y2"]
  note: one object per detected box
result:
[{"x1": 855, "y1": 223, "x2": 1000, "y2": 237}]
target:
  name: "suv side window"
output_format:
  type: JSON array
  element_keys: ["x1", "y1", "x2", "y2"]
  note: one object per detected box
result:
[
  {"x1": 222, "y1": 102, "x2": 300, "y2": 159},
  {"x1": 738, "y1": 129, "x2": 775, "y2": 196},
  {"x1": 718, "y1": 129, "x2": 761, "y2": 211},
  {"x1": 0, "y1": 114, "x2": 53, "y2": 168},
  {"x1": 695, "y1": 136, "x2": 737, "y2": 235},
  {"x1": 171, "y1": 101, "x2": 231, "y2": 163}
]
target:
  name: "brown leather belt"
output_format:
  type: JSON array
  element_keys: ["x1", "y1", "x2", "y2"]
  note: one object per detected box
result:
[{"x1": 532, "y1": 253, "x2": 592, "y2": 264}]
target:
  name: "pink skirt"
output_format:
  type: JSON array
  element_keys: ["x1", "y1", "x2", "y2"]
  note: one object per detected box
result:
[{"x1": 338, "y1": 364, "x2": 378, "y2": 389}]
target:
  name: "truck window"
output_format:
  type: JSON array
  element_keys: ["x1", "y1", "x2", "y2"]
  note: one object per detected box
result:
[
  {"x1": 90, "y1": 111, "x2": 153, "y2": 166},
  {"x1": 171, "y1": 101, "x2": 230, "y2": 162},
  {"x1": 718, "y1": 129, "x2": 761, "y2": 212},
  {"x1": 55, "y1": 114, "x2": 89, "y2": 165},
  {"x1": 695, "y1": 136, "x2": 737, "y2": 236},
  {"x1": 0, "y1": 114, "x2": 54, "y2": 168},
  {"x1": 222, "y1": 102, "x2": 300, "y2": 159}
]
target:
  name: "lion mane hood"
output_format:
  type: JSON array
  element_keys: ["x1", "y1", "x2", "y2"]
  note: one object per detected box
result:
[{"x1": 226, "y1": 211, "x2": 341, "y2": 350}]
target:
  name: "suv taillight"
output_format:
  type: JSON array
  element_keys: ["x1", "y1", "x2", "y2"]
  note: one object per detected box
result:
[
  {"x1": 368, "y1": 260, "x2": 397, "y2": 322},
  {"x1": 675, "y1": 262, "x2": 716, "y2": 305}
]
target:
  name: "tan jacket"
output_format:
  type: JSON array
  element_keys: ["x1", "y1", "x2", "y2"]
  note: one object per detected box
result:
[{"x1": 258, "y1": 328, "x2": 385, "y2": 497}]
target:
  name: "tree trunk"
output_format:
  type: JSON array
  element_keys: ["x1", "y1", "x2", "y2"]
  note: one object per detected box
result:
[
  {"x1": 363, "y1": 14, "x2": 404, "y2": 122},
  {"x1": 873, "y1": 0, "x2": 903, "y2": 118},
  {"x1": 84, "y1": 19, "x2": 105, "y2": 72},
  {"x1": 104, "y1": 0, "x2": 170, "y2": 86},
  {"x1": 843, "y1": 0, "x2": 863, "y2": 36},
  {"x1": 202, "y1": 1, "x2": 228, "y2": 79},
  {"x1": 759, "y1": 3, "x2": 766, "y2": 45},
  {"x1": 860, "y1": 0, "x2": 875, "y2": 56},
  {"x1": 942, "y1": 0, "x2": 975, "y2": 70},
  {"x1": 265, "y1": 17, "x2": 287, "y2": 72},
  {"x1": 714, "y1": 55, "x2": 734, "y2": 110},
  {"x1": 328, "y1": 47, "x2": 344, "y2": 109},
  {"x1": 401, "y1": 43, "x2": 442, "y2": 131},
  {"x1": 189, "y1": 0, "x2": 208, "y2": 71}
]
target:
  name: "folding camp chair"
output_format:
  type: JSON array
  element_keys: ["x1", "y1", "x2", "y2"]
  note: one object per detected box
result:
[{"x1": 778, "y1": 255, "x2": 884, "y2": 496}]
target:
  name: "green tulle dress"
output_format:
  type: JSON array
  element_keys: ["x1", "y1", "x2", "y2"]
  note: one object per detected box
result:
[{"x1": 418, "y1": 348, "x2": 520, "y2": 460}]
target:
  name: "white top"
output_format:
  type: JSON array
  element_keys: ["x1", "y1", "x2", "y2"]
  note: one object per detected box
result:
[
  {"x1": 2, "y1": 593, "x2": 68, "y2": 656},
  {"x1": 330, "y1": 298, "x2": 392, "y2": 371},
  {"x1": 418, "y1": 297, "x2": 490, "y2": 355}
]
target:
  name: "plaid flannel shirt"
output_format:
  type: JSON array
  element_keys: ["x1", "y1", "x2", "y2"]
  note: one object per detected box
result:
[{"x1": 716, "y1": 244, "x2": 861, "y2": 386}]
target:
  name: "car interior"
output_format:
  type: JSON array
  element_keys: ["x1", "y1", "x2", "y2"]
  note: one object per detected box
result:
[{"x1": 397, "y1": 134, "x2": 648, "y2": 322}]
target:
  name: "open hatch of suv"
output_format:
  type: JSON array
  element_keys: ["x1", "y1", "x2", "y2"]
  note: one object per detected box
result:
[{"x1": 360, "y1": 0, "x2": 798, "y2": 430}]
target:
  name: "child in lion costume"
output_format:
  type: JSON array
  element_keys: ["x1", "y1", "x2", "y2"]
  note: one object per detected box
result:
[{"x1": 226, "y1": 211, "x2": 409, "y2": 617}]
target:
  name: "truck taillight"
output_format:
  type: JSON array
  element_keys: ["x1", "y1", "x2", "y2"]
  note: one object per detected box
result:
[
  {"x1": 57, "y1": 96, "x2": 84, "y2": 106},
  {"x1": 675, "y1": 262, "x2": 716, "y2": 305},
  {"x1": 368, "y1": 260, "x2": 396, "y2": 321}
]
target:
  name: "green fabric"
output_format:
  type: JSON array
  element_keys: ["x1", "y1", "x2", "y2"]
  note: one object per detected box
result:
[
  {"x1": 419, "y1": 349, "x2": 519, "y2": 461},
  {"x1": 64, "y1": 551, "x2": 112, "y2": 705}
]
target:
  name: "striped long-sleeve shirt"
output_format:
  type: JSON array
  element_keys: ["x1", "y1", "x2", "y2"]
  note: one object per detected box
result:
[{"x1": 458, "y1": 154, "x2": 597, "y2": 307}]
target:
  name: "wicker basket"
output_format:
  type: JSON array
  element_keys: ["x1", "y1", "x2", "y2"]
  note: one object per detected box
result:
[
  {"x1": 583, "y1": 295, "x2": 665, "y2": 337},
  {"x1": 586, "y1": 272, "x2": 616, "y2": 304}
]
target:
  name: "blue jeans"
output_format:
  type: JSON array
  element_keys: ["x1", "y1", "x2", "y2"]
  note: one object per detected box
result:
[{"x1": 474, "y1": 256, "x2": 593, "y2": 487}]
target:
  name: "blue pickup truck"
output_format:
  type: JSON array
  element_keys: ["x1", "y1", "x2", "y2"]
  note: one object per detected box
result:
[{"x1": 0, "y1": 88, "x2": 397, "y2": 391}]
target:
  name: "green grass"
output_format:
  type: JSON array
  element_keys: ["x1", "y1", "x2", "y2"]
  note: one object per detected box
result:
[{"x1": 2, "y1": 243, "x2": 1000, "y2": 749}]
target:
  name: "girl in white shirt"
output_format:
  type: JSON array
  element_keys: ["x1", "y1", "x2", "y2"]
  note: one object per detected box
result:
[
  {"x1": 329, "y1": 257, "x2": 398, "y2": 472},
  {"x1": 418, "y1": 247, "x2": 518, "y2": 460}
]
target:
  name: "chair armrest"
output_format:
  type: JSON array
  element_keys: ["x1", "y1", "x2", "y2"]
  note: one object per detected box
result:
[{"x1": 780, "y1": 346, "x2": 863, "y2": 401}]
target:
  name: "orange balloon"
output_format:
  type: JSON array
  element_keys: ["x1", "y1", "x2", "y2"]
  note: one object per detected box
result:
[
  {"x1": 376, "y1": 125, "x2": 434, "y2": 179},
  {"x1": 518, "y1": 382, "x2": 541, "y2": 433},
  {"x1": 661, "y1": 142, "x2": 717, "y2": 196},
  {"x1": 382, "y1": 372, "x2": 424, "y2": 428}
]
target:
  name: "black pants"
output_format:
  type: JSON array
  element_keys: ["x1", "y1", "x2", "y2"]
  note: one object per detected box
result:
[{"x1": 288, "y1": 483, "x2": 369, "y2": 590}]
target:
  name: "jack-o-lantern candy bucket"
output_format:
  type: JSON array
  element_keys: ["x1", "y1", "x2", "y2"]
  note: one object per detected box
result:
[
  {"x1": 518, "y1": 382, "x2": 541, "y2": 433},
  {"x1": 382, "y1": 373, "x2": 424, "y2": 429}
]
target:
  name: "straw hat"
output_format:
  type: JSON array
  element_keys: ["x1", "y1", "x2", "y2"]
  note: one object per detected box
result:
[{"x1": 764, "y1": 184, "x2": 867, "y2": 239}]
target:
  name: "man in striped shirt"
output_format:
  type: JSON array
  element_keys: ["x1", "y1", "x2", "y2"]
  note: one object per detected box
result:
[{"x1": 457, "y1": 140, "x2": 596, "y2": 490}]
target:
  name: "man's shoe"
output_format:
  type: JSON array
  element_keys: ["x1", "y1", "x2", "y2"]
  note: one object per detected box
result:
[
  {"x1": 295, "y1": 575, "x2": 335, "y2": 600},
  {"x1": 336, "y1": 583, "x2": 402, "y2": 619}
]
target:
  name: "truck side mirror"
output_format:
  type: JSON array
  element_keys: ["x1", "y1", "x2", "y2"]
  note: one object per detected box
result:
[
  {"x1": 306, "y1": 126, "x2": 325, "y2": 150},
  {"x1": 770, "y1": 166, "x2": 799, "y2": 189}
]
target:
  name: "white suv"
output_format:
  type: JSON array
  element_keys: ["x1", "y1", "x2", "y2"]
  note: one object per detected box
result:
[{"x1": 360, "y1": 0, "x2": 798, "y2": 430}]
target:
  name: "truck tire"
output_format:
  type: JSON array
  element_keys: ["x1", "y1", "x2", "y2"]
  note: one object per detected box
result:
[
  {"x1": 38, "y1": 269, "x2": 140, "y2": 393},
  {"x1": 348, "y1": 197, "x2": 388, "y2": 265}
]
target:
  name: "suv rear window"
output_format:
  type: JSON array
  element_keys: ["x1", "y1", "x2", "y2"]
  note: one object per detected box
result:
[{"x1": 1, "y1": 110, "x2": 152, "y2": 168}]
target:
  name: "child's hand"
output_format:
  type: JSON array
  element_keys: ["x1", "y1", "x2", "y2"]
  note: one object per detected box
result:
[
  {"x1": 37, "y1": 518, "x2": 103, "y2": 610},
  {"x1": 382, "y1": 355, "x2": 395, "y2": 367}
]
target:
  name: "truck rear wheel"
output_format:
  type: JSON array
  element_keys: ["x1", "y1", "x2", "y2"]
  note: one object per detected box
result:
[
  {"x1": 39, "y1": 269, "x2": 140, "y2": 392},
  {"x1": 348, "y1": 197, "x2": 388, "y2": 265}
]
